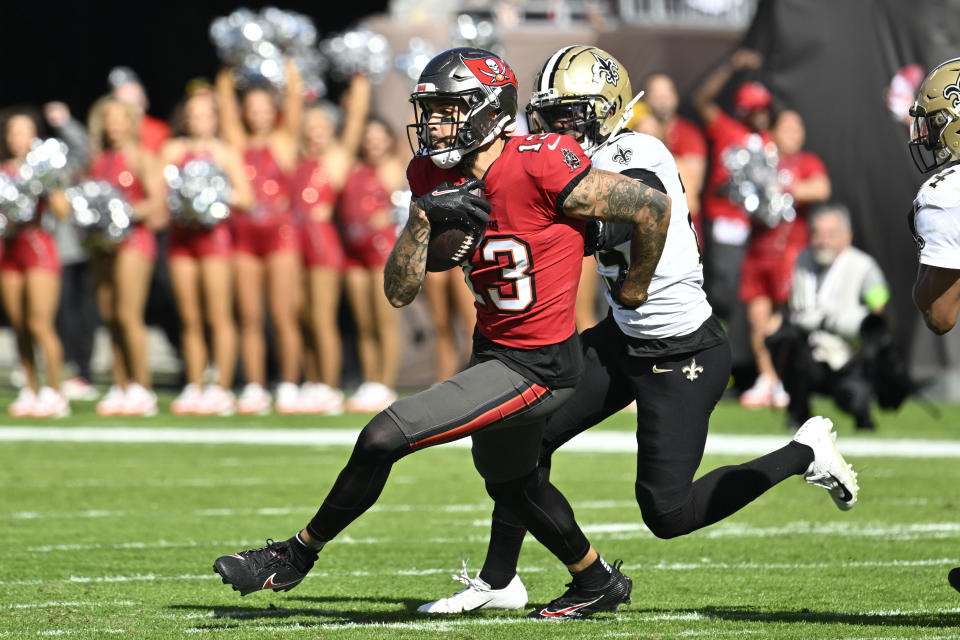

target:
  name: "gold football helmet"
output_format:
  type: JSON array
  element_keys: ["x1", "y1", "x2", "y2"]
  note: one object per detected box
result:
[
  {"x1": 526, "y1": 45, "x2": 636, "y2": 154},
  {"x1": 909, "y1": 57, "x2": 960, "y2": 172}
]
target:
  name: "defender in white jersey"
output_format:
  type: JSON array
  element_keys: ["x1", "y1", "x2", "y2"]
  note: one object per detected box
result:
[
  {"x1": 907, "y1": 57, "x2": 960, "y2": 594},
  {"x1": 418, "y1": 46, "x2": 859, "y2": 615}
]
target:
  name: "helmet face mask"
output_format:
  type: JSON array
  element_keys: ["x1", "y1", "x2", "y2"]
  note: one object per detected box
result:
[
  {"x1": 908, "y1": 105, "x2": 957, "y2": 172},
  {"x1": 908, "y1": 58, "x2": 960, "y2": 173},
  {"x1": 407, "y1": 48, "x2": 518, "y2": 169},
  {"x1": 527, "y1": 46, "x2": 634, "y2": 156},
  {"x1": 526, "y1": 95, "x2": 605, "y2": 150}
]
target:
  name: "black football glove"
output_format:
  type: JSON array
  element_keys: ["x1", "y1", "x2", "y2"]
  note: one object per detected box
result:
[{"x1": 414, "y1": 178, "x2": 491, "y2": 229}]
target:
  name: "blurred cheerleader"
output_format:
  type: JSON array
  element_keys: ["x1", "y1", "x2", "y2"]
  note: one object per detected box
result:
[
  {"x1": 339, "y1": 116, "x2": 405, "y2": 413},
  {"x1": 86, "y1": 96, "x2": 165, "y2": 417},
  {"x1": 216, "y1": 61, "x2": 303, "y2": 415},
  {"x1": 161, "y1": 86, "x2": 253, "y2": 415},
  {"x1": 290, "y1": 75, "x2": 370, "y2": 414},
  {"x1": 0, "y1": 108, "x2": 69, "y2": 417}
]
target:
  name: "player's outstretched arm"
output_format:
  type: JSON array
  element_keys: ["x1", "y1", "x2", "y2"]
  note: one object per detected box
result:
[
  {"x1": 384, "y1": 203, "x2": 431, "y2": 307},
  {"x1": 913, "y1": 263, "x2": 960, "y2": 334},
  {"x1": 563, "y1": 168, "x2": 671, "y2": 307}
]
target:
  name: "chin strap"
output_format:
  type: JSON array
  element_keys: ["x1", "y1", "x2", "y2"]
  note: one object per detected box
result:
[{"x1": 607, "y1": 90, "x2": 646, "y2": 141}]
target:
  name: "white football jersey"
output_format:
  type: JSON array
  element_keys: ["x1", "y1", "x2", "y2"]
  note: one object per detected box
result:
[
  {"x1": 913, "y1": 163, "x2": 960, "y2": 269},
  {"x1": 590, "y1": 131, "x2": 712, "y2": 339}
]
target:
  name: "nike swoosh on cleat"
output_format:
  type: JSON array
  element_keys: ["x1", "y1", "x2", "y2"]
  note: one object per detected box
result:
[
  {"x1": 464, "y1": 598, "x2": 494, "y2": 612},
  {"x1": 651, "y1": 365, "x2": 673, "y2": 374},
  {"x1": 538, "y1": 595, "x2": 603, "y2": 618},
  {"x1": 261, "y1": 573, "x2": 299, "y2": 590}
]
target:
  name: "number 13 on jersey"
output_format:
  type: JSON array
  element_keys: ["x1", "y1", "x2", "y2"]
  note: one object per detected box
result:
[{"x1": 463, "y1": 236, "x2": 536, "y2": 313}]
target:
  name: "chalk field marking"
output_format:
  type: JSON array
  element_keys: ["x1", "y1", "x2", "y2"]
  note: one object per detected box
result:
[
  {"x1": 3, "y1": 558, "x2": 959, "y2": 587},
  {"x1": 2, "y1": 426, "x2": 960, "y2": 458}
]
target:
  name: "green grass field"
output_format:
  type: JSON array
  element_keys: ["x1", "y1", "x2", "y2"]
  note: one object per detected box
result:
[{"x1": 1, "y1": 396, "x2": 959, "y2": 639}]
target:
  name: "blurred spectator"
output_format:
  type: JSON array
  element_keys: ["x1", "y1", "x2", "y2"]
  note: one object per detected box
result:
[
  {"x1": 162, "y1": 88, "x2": 253, "y2": 415},
  {"x1": 693, "y1": 48, "x2": 771, "y2": 323},
  {"x1": 44, "y1": 101, "x2": 99, "y2": 402},
  {"x1": 339, "y1": 116, "x2": 404, "y2": 412},
  {"x1": 766, "y1": 204, "x2": 889, "y2": 430},
  {"x1": 216, "y1": 61, "x2": 304, "y2": 415},
  {"x1": 86, "y1": 95, "x2": 166, "y2": 417},
  {"x1": 643, "y1": 73, "x2": 707, "y2": 225},
  {"x1": 424, "y1": 267, "x2": 477, "y2": 383},
  {"x1": 109, "y1": 66, "x2": 171, "y2": 153},
  {"x1": 738, "y1": 109, "x2": 830, "y2": 408},
  {"x1": 0, "y1": 107, "x2": 70, "y2": 417},
  {"x1": 292, "y1": 75, "x2": 371, "y2": 413}
]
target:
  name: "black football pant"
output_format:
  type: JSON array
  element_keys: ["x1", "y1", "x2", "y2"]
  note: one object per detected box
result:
[
  {"x1": 305, "y1": 358, "x2": 593, "y2": 566},
  {"x1": 478, "y1": 315, "x2": 813, "y2": 588}
]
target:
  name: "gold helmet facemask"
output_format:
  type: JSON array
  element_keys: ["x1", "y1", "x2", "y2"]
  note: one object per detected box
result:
[
  {"x1": 526, "y1": 46, "x2": 639, "y2": 155},
  {"x1": 909, "y1": 57, "x2": 960, "y2": 173}
]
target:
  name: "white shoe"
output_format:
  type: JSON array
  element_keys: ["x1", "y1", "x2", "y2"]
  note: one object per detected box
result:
[
  {"x1": 275, "y1": 382, "x2": 301, "y2": 415},
  {"x1": 298, "y1": 383, "x2": 345, "y2": 415},
  {"x1": 196, "y1": 385, "x2": 236, "y2": 416},
  {"x1": 171, "y1": 383, "x2": 204, "y2": 415},
  {"x1": 347, "y1": 381, "x2": 396, "y2": 413},
  {"x1": 62, "y1": 376, "x2": 99, "y2": 401},
  {"x1": 771, "y1": 380, "x2": 790, "y2": 409},
  {"x1": 740, "y1": 375, "x2": 774, "y2": 408},
  {"x1": 8, "y1": 387, "x2": 37, "y2": 417},
  {"x1": 793, "y1": 416, "x2": 859, "y2": 510},
  {"x1": 122, "y1": 383, "x2": 158, "y2": 417},
  {"x1": 237, "y1": 383, "x2": 271, "y2": 415},
  {"x1": 97, "y1": 386, "x2": 128, "y2": 417},
  {"x1": 33, "y1": 387, "x2": 70, "y2": 418},
  {"x1": 417, "y1": 562, "x2": 527, "y2": 613}
]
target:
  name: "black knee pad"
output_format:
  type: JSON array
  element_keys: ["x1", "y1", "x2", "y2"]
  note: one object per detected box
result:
[
  {"x1": 351, "y1": 411, "x2": 410, "y2": 464},
  {"x1": 636, "y1": 485, "x2": 693, "y2": 539}
]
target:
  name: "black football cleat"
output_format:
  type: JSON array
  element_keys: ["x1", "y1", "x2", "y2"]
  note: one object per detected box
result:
[
  {"x1": 527, "y1": 559, "x2": 632, "y2": 620},
  {"x1": 949, "y1": 567, "x2": 960, "y2": 594},
  {"x1": 214, "y1": 539, "x2": 311, "y2": 596}
]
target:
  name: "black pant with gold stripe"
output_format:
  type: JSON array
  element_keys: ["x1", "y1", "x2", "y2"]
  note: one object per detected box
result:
[{"x1": 305, "y1": 358, "x2": 594, "y2": 565}]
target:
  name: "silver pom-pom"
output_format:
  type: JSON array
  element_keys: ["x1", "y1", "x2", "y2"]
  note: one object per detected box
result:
[
  {"x1": 320, "y1": 27, "x2": 392, "y2": 83},
  {"x1": 0, "y1": 172, "x2": 37, "y2": 237},
  {"x1": 390, "y1": 189, "x2": 412, "y2": 228},
  {"x1": 210, "y1": 7, "x2": 325, "y2": 97},
  {"x1": 722, "y1": 134, "x2": 796, "y2": 228},
  {"x1": 65, "y1": 180, "x2": 134, "y2": 250},
  {"x1": 18, "y1": 138, "x2": 73, "y2": 196},
  {"x1": 163, "y1": 160, "x2": 233, "y2": 228},
  {"x1": 451, "y1": 14, "x2": 501, "y2": 54},
  {"x1": 395, "y1": 37, "x2": 436, "y2": 82}
]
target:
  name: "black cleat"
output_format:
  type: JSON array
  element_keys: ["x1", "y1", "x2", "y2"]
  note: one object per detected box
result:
[
  {"x1": 214, "y1": 539, "x2": 311, "y2": 596},
  {"x1": 949, "y1": 567, "x2": 960, "y2": 594},
  {"x1": 526, "y1": 559, "x2": 632, "y2": 620}
]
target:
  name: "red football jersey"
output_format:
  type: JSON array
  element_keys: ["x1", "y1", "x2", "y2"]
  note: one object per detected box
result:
[
  {"x1": 407, "y1": 133, "x2": 590, "y2": 348},
  {"x1": 703, "y1": 110, "x2": 772, "y2": 223}
]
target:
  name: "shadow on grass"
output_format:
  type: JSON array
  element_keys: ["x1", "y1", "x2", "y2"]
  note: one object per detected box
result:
[
  {"x1": 635, "y1": 605, "x2": 960, "y2": 629},
  {"x1": 168, "y1": 596, "x2": 527, "y2": 630}
]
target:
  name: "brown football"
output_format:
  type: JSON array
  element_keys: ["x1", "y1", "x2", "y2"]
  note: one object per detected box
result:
[{"x1": 426, "y1": 220, "x2": 483, "y2": 272}]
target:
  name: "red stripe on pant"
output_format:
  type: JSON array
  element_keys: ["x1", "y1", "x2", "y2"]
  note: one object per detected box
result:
[{"x1": 409, "y1": 383, "x2": 548, "y2": 451}]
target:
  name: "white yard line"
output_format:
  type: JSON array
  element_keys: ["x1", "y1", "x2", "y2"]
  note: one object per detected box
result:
[
  {"x1": 2, "y1": 426, "x2": 960, "y2": 458},
  {"x1": 3, "y1": 558, "x2": 960, "y2": 587}
]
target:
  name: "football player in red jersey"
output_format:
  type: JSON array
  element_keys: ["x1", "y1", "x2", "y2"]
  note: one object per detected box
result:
[{"x1": 214, "y1": 47, "x2": 670, "y2": 620}]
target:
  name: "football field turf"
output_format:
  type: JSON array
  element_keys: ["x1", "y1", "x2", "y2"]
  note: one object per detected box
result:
[{"x1": 1, "y1": 398, "x2": 959, "y2": 639}]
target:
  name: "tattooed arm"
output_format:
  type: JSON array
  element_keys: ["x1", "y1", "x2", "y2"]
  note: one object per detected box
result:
[
  {"x1": 384, "y1": 202, "x2": 431, "y2": 307},
  {"x1": 562, "y1": 167, "x2": 671, "y2": 307}
]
